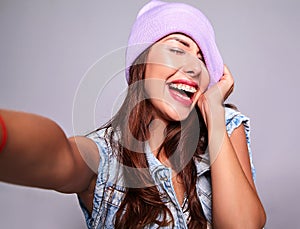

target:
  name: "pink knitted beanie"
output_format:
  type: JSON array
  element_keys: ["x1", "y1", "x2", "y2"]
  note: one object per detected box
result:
[{"x1": 125, "y1": 0, "x2": 223, "y2": 88}]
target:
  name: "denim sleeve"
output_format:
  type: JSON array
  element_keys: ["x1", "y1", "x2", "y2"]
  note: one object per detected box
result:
[
  {"x1": 225, "y1": 107, "x2": 256, "y2": 181},
  {"x1": 78, "y1": 128, "x2": 111, "y2": 229}
]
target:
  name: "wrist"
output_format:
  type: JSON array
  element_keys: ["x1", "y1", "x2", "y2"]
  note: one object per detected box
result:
[
  {"x1": 200, "y1": 103, "x2": 227, "y2": 163},
  {"x1": 200, "y1": 100, "x2": 225, "y2": 130}
]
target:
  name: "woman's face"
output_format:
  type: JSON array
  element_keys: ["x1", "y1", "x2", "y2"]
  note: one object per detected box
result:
[{"x1": 144, "y1": 33, "x2": 210, "y2": 122}]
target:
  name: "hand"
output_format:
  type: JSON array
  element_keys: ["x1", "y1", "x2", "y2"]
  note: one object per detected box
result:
[
  {"x1": 196, "y1": 65, "x2": 234, "y2": 126},
  {"x1": 218, "y1": 65, "x2": 234, "y2": 102}
]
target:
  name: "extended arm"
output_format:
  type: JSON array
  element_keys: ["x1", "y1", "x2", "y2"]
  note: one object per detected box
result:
[{"x1": 0, "y1": 109, "x2": 99, "y2": 194}]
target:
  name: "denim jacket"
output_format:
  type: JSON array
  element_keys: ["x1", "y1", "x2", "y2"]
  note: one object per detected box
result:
[{"x1": 78, "y1": 107, "x2": 255, "y2": 229}]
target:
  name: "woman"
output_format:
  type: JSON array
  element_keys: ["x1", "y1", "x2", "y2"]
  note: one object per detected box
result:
[{"x1": 0, "y1": 0, "x2": 266, "y2": 228}]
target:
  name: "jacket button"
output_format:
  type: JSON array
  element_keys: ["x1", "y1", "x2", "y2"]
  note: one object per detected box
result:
[{"x1": 160, "y1": 176, "x2": 168, "y2": 181}]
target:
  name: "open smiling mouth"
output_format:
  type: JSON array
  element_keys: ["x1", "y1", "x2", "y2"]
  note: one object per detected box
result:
[{"x1": 168, "y1": 82, "x2": 198, "y2": 106}]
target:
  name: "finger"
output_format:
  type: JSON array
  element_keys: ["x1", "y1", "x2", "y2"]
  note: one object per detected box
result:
[
  {"x1": 223, "y1": 65, "x2": 234, "y2": 100},
  {"x1": 218, "y1": 65, "x2": 234, "y2": 100},
  {"x1": 222, "y1": 65, "x2": 233, "y2": 82},
  {"x1": 224, "y1": 83, "x2": 234, "y2": 101},
  {"x1": 223, "y1": 64, "x2": 231, "y2": 76}
]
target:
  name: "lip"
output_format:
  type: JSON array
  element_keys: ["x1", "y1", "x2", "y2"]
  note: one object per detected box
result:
[{"x1": 168, "y1": 87, "x2": 193, "y2": 106}]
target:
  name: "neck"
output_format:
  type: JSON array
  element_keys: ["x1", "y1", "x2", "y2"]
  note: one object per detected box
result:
[
  {"x1": 148, "y1": 118, "x2": 166, "y2": 157},
  {"x1": 148, "y1": 118, "x2": 176, "y2": 169}
]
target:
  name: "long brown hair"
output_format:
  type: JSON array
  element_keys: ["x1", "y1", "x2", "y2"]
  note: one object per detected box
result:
[{"x1": 100, "y1": 47, "x2": 208, "y2": 228}]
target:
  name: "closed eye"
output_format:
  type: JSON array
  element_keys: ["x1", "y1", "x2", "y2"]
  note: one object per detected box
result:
[{"x1": 169, "y1": 47, "x2": 185, "y2": 55}]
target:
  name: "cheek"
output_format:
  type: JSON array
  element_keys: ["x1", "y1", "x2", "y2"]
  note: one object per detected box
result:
[
  {"x1": 145, "y1": 63, "x2": 178, "y2": 83},
  {"x1": 145, "y1": 51, "x2": 179, "y2": 80},
  {"x1": 144, "y1": 78, "x2": 165, "y2": 100}
]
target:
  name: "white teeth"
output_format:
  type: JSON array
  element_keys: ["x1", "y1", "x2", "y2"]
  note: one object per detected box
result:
[{"x1": 169, "y1": 83, "x2": 197, "y2": 93}]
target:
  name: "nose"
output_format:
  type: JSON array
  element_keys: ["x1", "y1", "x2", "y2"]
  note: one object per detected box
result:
[{"x1": 181, "y1": 54, "x2": 203, "y2": 78}]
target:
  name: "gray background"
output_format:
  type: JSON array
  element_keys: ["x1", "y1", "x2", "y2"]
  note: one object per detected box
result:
[{"x1": 0, "y1": 0, "x2": 299, "y2": 228}]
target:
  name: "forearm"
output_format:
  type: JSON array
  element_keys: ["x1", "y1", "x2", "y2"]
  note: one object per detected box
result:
[
  {"x1": 0, "y1": 109, "x2": 74, "y2": 189},
  {"x1": 210, "y1": 135, "x2": 265, "y2": 228}
]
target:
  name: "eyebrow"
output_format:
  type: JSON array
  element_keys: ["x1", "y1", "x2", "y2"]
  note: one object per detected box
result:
[{"x1": 166, "y1": 36, "x2": 190, "y2": 48}]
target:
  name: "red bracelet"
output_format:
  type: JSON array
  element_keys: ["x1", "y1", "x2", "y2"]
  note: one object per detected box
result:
[{"x1": 0, "y1": 114, "x2": 8, "y2": 153}]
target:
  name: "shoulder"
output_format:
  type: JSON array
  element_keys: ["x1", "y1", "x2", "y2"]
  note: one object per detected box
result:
[
  {"x1": 86, "y1": 127, "x2": 123, "y2": 181},
  {"x1": 224, "y1": 106, "x2": 256, "y2": 181},
  {"x1": 225, "y1": 106, "x2": 250, "y2": 137},
  {"x1": 86, "y1": 127, "x2": 115, "y2": 155}
]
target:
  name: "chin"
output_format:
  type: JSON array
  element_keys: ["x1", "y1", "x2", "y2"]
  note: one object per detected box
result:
[
  {"x1": 163, "y1": 105, "x2": 192, "y2": 122},
  {"x1": 150, "y1": 99, "x2": 194, "y2": 123}
]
